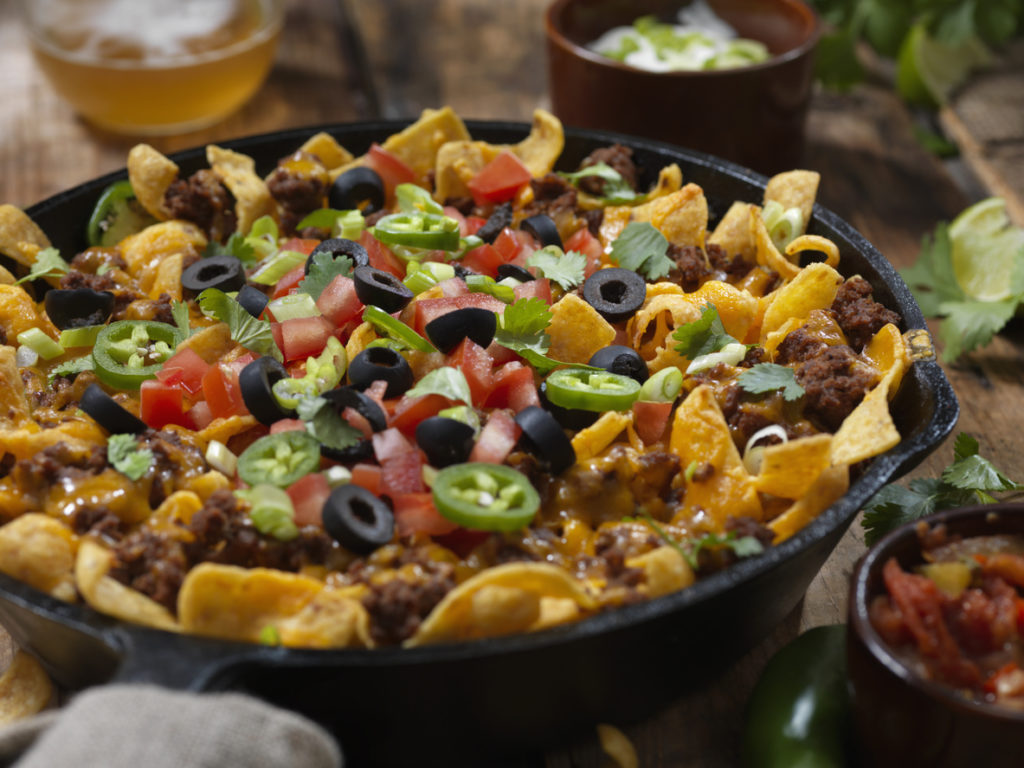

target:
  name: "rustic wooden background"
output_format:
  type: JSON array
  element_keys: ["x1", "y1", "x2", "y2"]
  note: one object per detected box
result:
[{"x1": 1, "y1": 0, "x2": 1022, "y2": 765}]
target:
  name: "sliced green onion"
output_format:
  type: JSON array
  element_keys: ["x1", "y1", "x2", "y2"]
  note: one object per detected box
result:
[
  {"x1": 236, "y1": 484, "x2": 299, "y2": 541},
  {"x1": 333, "y1": 209, "x2": 365, "y2": 240},
  {"x1": 205, "y1": 440, "x2": 238, "y2": 477},
  {"x1": 248, "y1": 215, "x2": 279, "y2": 240},
  {"x1": 639, "y1": 366, "x2": 683, "y2": 402},
  {"x1": 267, "y1": 292, "x2": 321, "y2": 322},
  {"x1": 250, "y1": 249, "x2": 308, "y2": 285},
  {"x1": 742, "y1": 425, "x2": 788, "y2": 475},
  {"x1": 438, "y1": 405, "x2": 481, "y2": 437},
  {"x1": 259, "y1": 625, "x2": 281, "y2": 645},
  {"x1": 465, "y1": 274, "x2": 515, "y2": 303},
  {"x1": 403, "y1": 260, "x2": 456, "y2": 294},
  {"x1": 686, "y1": 342, "x2": 748, "y2": 374},
  {"x1": 323, "y1": 465, "x2": 352, "y2": 488},
  {"x1": 59, "y1": 325, "x2": 103, "y2": 349},
  {"x1": 17, "y1": 328, "x2": 63, "y2": 360}
]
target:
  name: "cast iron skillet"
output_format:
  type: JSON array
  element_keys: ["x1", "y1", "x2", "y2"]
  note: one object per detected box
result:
[{"x1": 0, "y1": 121, "x2": 958, "y2": 766}]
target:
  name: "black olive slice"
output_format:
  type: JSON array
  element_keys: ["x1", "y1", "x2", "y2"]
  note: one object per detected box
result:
[
  {"x1": 44, "y1": 288, "x2": 115, "y2": 330},
  {"x1": 520, "y1": 214, "x2": 563, "y2": 249},
  {"x1": 181, "y1": 254, "x2": 246, "y2": 297},
  {"x1": 476, "y1": 202, "x2": 513, "y2": 244},
  {"x1": 415, "y1": 416, "x2": 476, "y2": 468},
  {"x1": 581, "y1": 267, "x2": 646, "y2": 323},
  {"x1": 319, "y1": 386, "x2": 388, "y2": 463},
  {"x1": 424, "y1": 307, "x2": 497, "y2": 355},
  {"x1": 305, "y1": 237, "x2": 369, "y2": 274},
  {"x1": 352, "y1": 266, "x2": 414, "y2": 314},
  {"x1": 496, "y1": 264, "x2": 534, "y2": 283},
  {"x1": 239, "y1": 356, "x2": 295, "y2": 426},
  {"x1": 328, "y1": 167, "x2": 385, "y2": 215},
  {"x1": 347, "y1": 347, "x2": 413, "y2": 398},
  {"x1": 322, "y1": 484, "x2": 395, "y2": 554},
  {"x1": 236, "y1": 284, "x2": 269, "y2": 319},
  {"x1": 538, "y1": 381, "x2": 599, "y2": 431},
  {"x1": 80, "y1": 383, "x2": 147, "y2": 434},
  {"x1": 588, "y1": 345, "x2": 649, "y2": 384},
  {"x1": 515, "y1": 406, "x2": 575, "y2": 474}
]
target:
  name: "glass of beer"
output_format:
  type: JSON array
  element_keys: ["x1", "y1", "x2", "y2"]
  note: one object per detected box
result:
[{"x1": 20, "y1": 0, "x2": 284, "y2": 136}]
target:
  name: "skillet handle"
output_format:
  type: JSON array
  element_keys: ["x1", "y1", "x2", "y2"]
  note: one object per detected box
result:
[{"x1": 106, "y1": 627, "x2": 280, "y2": 692}]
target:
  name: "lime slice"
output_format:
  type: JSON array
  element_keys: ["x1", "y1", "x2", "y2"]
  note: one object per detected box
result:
[
  {"x1": 948, "y1": 197, "x2": 1024, "y2": 302},
  {"x1": 896, "y1": 23, "x2": 992, "y2": 107}
]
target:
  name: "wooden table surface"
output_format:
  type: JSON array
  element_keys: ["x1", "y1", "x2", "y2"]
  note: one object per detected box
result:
[{"x1": 2, "y1": 1, "x2": 1023, "y2": 765}]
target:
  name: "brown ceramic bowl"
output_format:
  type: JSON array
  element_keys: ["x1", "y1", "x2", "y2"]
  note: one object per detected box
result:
[
  {"x1": 545, "y1": 0, "x2": 820, "y2": 174},
  {"x1": 847, "y1": 504, "x2": 1024, "y2": 768}
]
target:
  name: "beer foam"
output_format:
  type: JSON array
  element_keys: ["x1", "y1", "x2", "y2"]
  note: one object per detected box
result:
[{"x1": 34, "y1": 0, "x2": 254, "y2": 61}]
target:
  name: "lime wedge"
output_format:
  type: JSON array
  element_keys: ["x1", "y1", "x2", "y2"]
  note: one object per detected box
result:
[
  {"x1": 896, "y1": 23, "x2": 992, "y2": 107},
  {"x1": 948, "y1": 197, "x2": 1024, "y2": 302}
]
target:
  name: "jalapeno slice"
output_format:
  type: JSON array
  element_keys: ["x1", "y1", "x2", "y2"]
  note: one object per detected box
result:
[
  {"x1": 86, "y1": 180, "x2": 156, "y2": 247},
  {"x1": 92, "y1": 320, "x2": 181, "y2": 390},
  {"x1": 432, "y1": 463, "x2": 540, "y2": 532},
  {"x1": 372, "y1": 212, "x2": 461, "y2": 251},
  {"x1": 544, "y1": 367, "x2": 642, "y2": 412},
  {"x1": 362, "y1": 305, "x2": 437, "y2": 353},
  {"x1": 237, "y1": 431, "x2": 321, "y2": 488}
]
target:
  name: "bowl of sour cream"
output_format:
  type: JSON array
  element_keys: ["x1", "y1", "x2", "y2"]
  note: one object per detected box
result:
[{"x1": 544, "y1": 0, "x2": 820, "y2": 174}]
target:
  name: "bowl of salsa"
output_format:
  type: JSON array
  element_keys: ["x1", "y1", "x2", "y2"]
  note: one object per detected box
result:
[
  {"x1": 544, "y1": 0, "x2": 820, "y2": 174},
  {"x1": 848, "y1": 503, "x2": 1024, "y2": 768}
]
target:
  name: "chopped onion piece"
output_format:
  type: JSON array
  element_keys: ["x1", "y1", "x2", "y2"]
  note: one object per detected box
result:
[
  {"x1": 15, "y1": 345, "x2": 39, "y2": 368},
  {"x1": 687, "y1": 342, "x2": 747, "y2": 374},
  {"x1": 743, "y1": 425, "x2": 788, "y2": 475},
  {"x1": 324, "y1": 465, "x2": 352, "y2": 488},
  {"x1": 205, "y1": 440, "x2": 237, "y2": 477}
]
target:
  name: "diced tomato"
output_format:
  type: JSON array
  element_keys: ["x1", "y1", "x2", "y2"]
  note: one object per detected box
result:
[
  {"x1": 565, "y1": 226, "x2": 605, "y2": 278},
  {"x1": 272, "y1": 316, "x2": 334, "y2": 363},
  {"x1": 359, "y1": 230, "x2": 405, "y2": 278},
  {"x1": 271, "y1": 418, "x2": 307, "y2": 434},
  {"x1": 350, "y1": 463, "x2": 382, "y2": 496},
  {"x1": 372, "y1": 427, "x2": 413, "y2": 463},
  {"x1": 140, "y1": 379, "x2": 184, "y2": 430},
  {"x1": 513, "y1": 277, "x2": 552, "y2": 304},
  {"x1": 316, "y1": 274, "x2": 363, "y2": 327},
  {"x1": 184, "y1": 400, "x2": 213, "y2": 431},
  {"x1": 449, "y1": 338, "x2": 494, "y2": 406},
  {"x1": 365, "y1": 143, "x2": 416, "y2": 201},
  {"x1": 433, "y1": 527, "x2": 491, "y2": 558},
  {"x1": 413, "y1": 293, "x2": 506, "y2": 335},
  {"x1": 372, "y1": 429, "x2": 425, "y2": 495},
  {"x1": 436, "y1": 277, "x2": 470, "y2": 297},
  {"x1": 632, "y1": 400, "x2": 673, "y2": 445},
  {"x1": 272, "y1": 264, "x2": 306, "y2": 299},
  {"x1": 464, "y1": 215, "x2": 487, "y2": 236},
  {"x1": 467, "y1": 150, "x2": 532, "y2": 207},
  {"x1": 201, "y1": 360, "x2": 249, "y2": 419},
  {"x1": 392, "y1": 492, "x2": 458, "y2": 537},
  {"x1": 155, "y1": 347, "x2": 209, "y2": 395},
  {"x1": 461, "y1": 243, "x2": 504, "y2": 278},
  {"x1": 483, "y1": 362, "x2": 539, "y2": 412},
  {"x1": 390, "y1": 393, "x2": 452, "y2": 436},
  {"x1": 485, "y1": 341, "x2": 520, "y2": 367},
  {"x1": 469, "y1": 409, "x2": 520, "y2": 464},
  {"x1": 287, "y1": 472, "x2": 331, "y2": 527},
  {"x1": 279, "y1": 238, "x2": 320, "y2": 256},
  {"x1": 494, "y1": 227, "x2": 536, "y2": 263}
]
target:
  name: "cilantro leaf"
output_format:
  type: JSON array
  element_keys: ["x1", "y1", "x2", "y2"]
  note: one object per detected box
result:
[
  {"x1": 202, "y1": 232, "x2": 255, "y2": 265},
  {"x1": 107, "y1": 434, "x2": 154, "y2": 481},
  {"x1": 557, "y1": 163, "x2": 642, "y2": 204},
  {"x1": 632, "y1": 510, "x2": 763, "y2": 570},
  {"x1": 737, "y1": 363, "x2": 805, "y2": 401},
  {"x1": 405, "y1": 366, "x2": 473, "y2": 405},
  {"x1": 672, "y1": 305, "x2": 737, "y2": 358},
  {"x1": 526, "y1": 246, "x2": 587, "y2": 290},
  {"x1": 197, "y1": 288, "x2": 282, "y2": 361},
  {"x1": 861, "y1": 432, "x2": 1024, "y2": 544},
  {"x1": 296, "y1": 396, "x2": 363, "y2": 452},
  {"x1": 47, "y1": 356, "x2": 94, "y2": 386},
  {"x1": 494, "y1": 298, "x2": 552, "y2": 356},
  {"x1": 15, "y1": 247, "x2": 70, "y2": 285},
  {"x1": 171, "y1": 300, "x2": 192, "y2": 339},
  {"x1": 899, "y1": 222, "x2": 964, "y2": 317},
  {"x1": 610, "y1": 222, "x2": 674, "y2": 281},
  {"x1": 297, "y1": 251, "x2": 354, "y2": 300},
  {"x1": 936, "y1": 298, "x2": 1021, "y2": 362}
]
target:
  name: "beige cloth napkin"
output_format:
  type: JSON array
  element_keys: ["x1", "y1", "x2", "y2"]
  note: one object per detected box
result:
[{"x1": 0, "y1": 685, "x2": 342, "y2": 768}]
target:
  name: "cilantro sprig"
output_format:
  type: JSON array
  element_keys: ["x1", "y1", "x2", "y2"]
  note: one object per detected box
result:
[
  {"x1": 557, "y1": 162, "x2": 643, "y2": 204},
  {"x1": 862, "y1": 432, "x2": 1024, "y2": 544},
  {"x1": 295, "y1": 396, "x2": 363, "y2": 452},
  {"x1": 627, "y1": 510, "x2": 764, "y2": 570},
  {"x1": 15, "y1": 248, "x2": 70, "y2": 285},
  {"x1": 737, "y1": 364, "x2": 805, "y2": 402},
  {"x1": 672, "y1": 305, "x2": 739, "y2": 359},
  {"x1": 900, "y1": 220, "x2": 1024, "y2": 362},
  {"x1": 609, "y1": 222, "x2": 675, "y2": 281},
  {"x1": 297, "y1": 250, "x2": 354, "y2": 300},
  {"x1": 107, "y1": 433, "x2": 154, "y2": 481},
  {"x1": 492, "y1": 298, "x2": 595, "y2": 374},
  {"x1": 526, "y1": 246, "x2": 587, "y2": 290},
  {"x1": 202, "y1": 232, "x2": 255, "y2": 265},
  {"x1": 197, "y1": 288, "x2": 281, "y2": 361}
]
